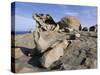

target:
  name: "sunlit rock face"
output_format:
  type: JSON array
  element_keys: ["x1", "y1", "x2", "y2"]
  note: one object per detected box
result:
[{"x1": 58, "y1": 16, "x2": 81, "y2": 30}]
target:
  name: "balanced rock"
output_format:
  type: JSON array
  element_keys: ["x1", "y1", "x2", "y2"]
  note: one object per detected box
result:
[
  {"x1": 41, "y1": 40, "x2": 69, "y2": 68},
  {"x1": 58, "y1": 16, "x2": 80, "y2": 30},
  {"x1": 82, "y1": 27, "x2": 88, "y2": 31},
  {"x1": 89, "y1": 24, "x2": 97, "y2": 32}
]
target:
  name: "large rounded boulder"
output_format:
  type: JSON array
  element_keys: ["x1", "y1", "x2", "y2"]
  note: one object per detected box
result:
[{"x1": 58, "y1": 16, "x2": 81, "y2": 30}]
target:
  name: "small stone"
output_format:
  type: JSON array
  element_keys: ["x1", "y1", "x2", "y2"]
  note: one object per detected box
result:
[{"x1": 75, "y1": 33, "x2": 80, "y2": 38}]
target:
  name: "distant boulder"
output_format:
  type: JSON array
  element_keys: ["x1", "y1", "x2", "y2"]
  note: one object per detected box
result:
[
  {"x1": 82, "y1": 27, "x2": 88, "y2": 31},
  {"x1": 58, "y1": 16, "x2": 80, "y2": 30},
  {"x1": 89, "y1": 24, "x2": 97, "y2": 32},
  {"x1": 79, "y1": 24, "x2": 82, "y2": 31}
]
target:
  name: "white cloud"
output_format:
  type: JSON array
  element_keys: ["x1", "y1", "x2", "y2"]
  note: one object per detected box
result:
[
  {"x1": 64, "y1": 12, "x2": 79, "y2": 16},
  {"x1": 82, "y1": 9, "x2": 97, "y2": 17}
]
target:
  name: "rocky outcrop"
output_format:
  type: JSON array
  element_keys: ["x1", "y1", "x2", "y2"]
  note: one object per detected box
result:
[
  {"x1": 33, "y1": 31, "x2": 97, "y2": 70},
  {"x1": 58, "y1": 16, "x2": 81, "y2": 30},
  {"x1": 32, "y1": 14, "x2": 97, "y2": 69},
  {"x1": 61, "y1": 31, "x2": 97, "y2": 69},
  {"x1": 12, "y1": 14, "x2": 97, "y2": 72}
]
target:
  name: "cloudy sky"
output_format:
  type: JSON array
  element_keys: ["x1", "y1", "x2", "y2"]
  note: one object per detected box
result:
[{"x1": 11, "y1": 2, "x2": 97, "y2": 32}]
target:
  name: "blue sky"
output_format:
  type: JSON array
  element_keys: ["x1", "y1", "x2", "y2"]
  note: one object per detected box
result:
[{"x1": 11, "y1": 2, "x2": 97, "y2": 32}]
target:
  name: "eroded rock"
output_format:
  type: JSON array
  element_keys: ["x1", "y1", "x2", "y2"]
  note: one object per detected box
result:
[
  {"x1": 33, "y1": 31, "x2": 71, "y2": 53},
  {"x1": 60, "y1": 32, "x2": 97, "y2": 69},
  {"x1": 41, "y1": 40, "x2": 69, "y2": 68},
  {"x1": 32, "y1": 14, "x2": 59, "y2": 31}
]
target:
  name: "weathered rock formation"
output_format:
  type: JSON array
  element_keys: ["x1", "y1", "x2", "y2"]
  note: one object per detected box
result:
[
  {"x1": 32, "y1": 14, "x2": 97, "y2": 69},
  {"x1": 33, "y1": 31, "x2": 73, "y2": 53},
  {"x1": 32, "y1": 14, "x2": 59, "y2": 32},
  {"x1": 61, "y1": 31, "x2": 97, "y2": 69},
  {"x1": 12, "y1": 14, "x2": 97, "y2": 72}
]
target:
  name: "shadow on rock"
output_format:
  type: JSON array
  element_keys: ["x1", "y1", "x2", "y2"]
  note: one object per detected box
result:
[
  {"x1": 28, "y1": 48, "x2": 44, "y2": 68},
  {"x1": 13, "y1": 46, "x2": 44, "y2": 69},
  {"x1": 14, "y1": 46, "x2": 33, "y2": 56}
]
